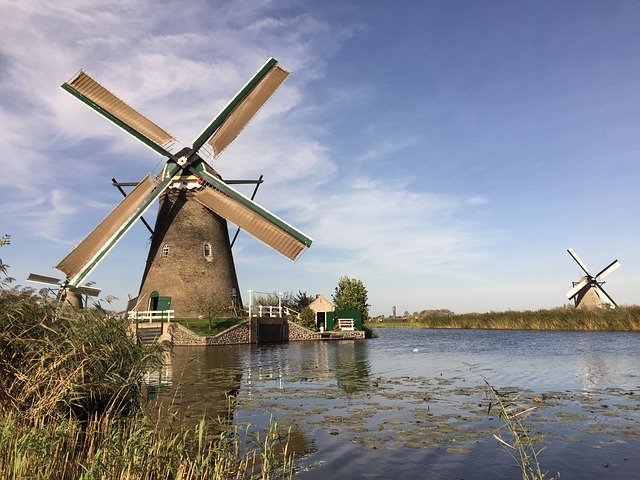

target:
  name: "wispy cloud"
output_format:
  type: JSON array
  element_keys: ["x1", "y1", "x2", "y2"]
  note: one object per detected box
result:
[
  {"x1": 357, "y1": 136, "x2": 417, "y2": 162},
  {"x1": 0, "y1": 0, "x2": 496, "y2": 310}
]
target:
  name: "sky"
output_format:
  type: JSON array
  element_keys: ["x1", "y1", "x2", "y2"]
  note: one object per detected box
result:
[{"x1": 0, "y1": 0, "x2": 638, "y2": 316}]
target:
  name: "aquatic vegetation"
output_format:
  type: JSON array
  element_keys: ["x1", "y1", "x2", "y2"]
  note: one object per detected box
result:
[
  {"x1": 372, "y1": 305, "x2": 640, "y2": 331},
  {"x1": 486, "y1": 382, "x2": 559, "y2": 480},
  {"x1": 0, "y1": 271, "x2": 293, "y2": 479}
]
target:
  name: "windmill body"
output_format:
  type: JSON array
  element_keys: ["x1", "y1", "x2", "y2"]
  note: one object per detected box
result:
[
  {"x1": 138, "y1": 170, "x2": 241, "y2": 317},
  {"x1": 566, "y1": 248, "x2": 620, "y2": 309},
  {"x1": 571, "y1": 276, "x2": 605, "y2": 309},
  {"x1": 38, "y1": 59, "x2": 312, "y2": 316}
]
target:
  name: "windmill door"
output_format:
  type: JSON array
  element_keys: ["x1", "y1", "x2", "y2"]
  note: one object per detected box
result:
[
  {"x1": 149, "y1": 291, "x2": 172, "y2": 311},
  {"x1": 157, "y1": 296, "x2": 172, "y2": 311}
]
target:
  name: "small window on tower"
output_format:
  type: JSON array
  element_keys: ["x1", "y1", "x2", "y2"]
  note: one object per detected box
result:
[
  {"x1": 203, "y1": 243, "x2": 211, "y2": 257},
  {"x1": 162, "y1": 244, "x2": 169, "y2": 256}
]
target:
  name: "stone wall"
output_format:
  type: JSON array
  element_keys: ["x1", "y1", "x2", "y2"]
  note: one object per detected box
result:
[
  {"x1": 287, "y1": 320, "x2": 321, "y2": 341},
  {"x1": 140, "y1": 318, "x2": 361, "y2": 346},
  {"x1": 206, "y1": 321, "x2": 251, "y2": 345},
  {"x1": 169, "y1": 322, "x2": 206, "y2": 346}
]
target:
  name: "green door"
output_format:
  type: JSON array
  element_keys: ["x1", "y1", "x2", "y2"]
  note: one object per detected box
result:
[
  {"x1": 326, "y1": 311, "x2": 335, "y2": 330},
  {"x1": 149, "y1": 291, "x2": 171, "y2": 311},
  {"x1": 157, "y1": 296, "x2": 172, "y2": 311}
]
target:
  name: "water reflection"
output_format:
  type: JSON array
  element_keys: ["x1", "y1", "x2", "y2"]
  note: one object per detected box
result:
[
  {"x1": 327, "y1": 341, "x2": 371, "y2": 394},
  {"x1": 238, "y1": 341, "x2": 372, "y2": 395},
  {"x1": 146, "y1": 346, "x2": 245, "y2": 425},
  {"x1": 144, "y1": 331, "x2": 640, "y2": 480}
]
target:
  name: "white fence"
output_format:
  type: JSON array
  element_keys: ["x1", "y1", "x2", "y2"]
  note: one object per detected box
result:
[
  {"x1": 127, "y1": 310, "x2": 174, "y2": 322},
  {"x1": 247, "y1": 304, "x2": 299, "y2": 318}
]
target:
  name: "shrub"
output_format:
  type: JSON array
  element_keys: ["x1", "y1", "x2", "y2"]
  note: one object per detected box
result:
[{"x1": 297, "y1": 306, "x2": 317, "y2": 331}]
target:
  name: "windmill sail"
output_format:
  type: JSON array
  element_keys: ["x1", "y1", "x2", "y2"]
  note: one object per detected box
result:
[
  {"x1": 56, "y1": 171, "x2": 177, "y2": 285},
  {"x1": 566, "y1": 278, "x2": 589, "y2": 299},
  {"x1": 191, "y1": 58, "x2": 289, "y2": 156},
  {"x1": 194, "y1": 186, "x2": 309, "y2": 261},
  {"x1": 62, "y1": 71, "x2": 178, "y2": 157},
  {"x1": 595, "y1": 259, "x2": 620, "y2": 280}
]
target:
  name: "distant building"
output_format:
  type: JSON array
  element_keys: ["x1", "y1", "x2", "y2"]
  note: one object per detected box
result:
[
  {"x1": 308, "y1": 294, "x2": 335, "y2": 331},
  {"x1": 307, "y1": 294, "x2": 363, "y2": 331}
]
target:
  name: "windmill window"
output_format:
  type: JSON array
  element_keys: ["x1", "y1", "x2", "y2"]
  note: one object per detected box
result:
[
  {"x1": 203, "y1": 243, "x2": 212, "y2": 257},
  {"x1": 162, "y1": 244, "x2": 169, "y2": 256}
]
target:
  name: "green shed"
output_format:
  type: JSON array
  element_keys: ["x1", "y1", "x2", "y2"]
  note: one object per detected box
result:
[{"x1": 334, "y1": 309, "x2": 362, "y2": 331}]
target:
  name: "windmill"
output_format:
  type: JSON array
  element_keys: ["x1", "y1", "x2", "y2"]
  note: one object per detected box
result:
[
  {"x1": 26, "y1": 273, "x2": 101, "y2": 309},
  {"x1": 566, "y1": 248, "x2": 620, "y2": 309},
  {"x1": 35, "y1": 58, "x2": 312, "y2": 317}
]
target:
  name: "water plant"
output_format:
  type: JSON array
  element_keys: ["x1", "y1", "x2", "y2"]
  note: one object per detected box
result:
[
  {"x1": 486, "y1": 381, "x2": 559, "y2": 480},
  {"x1": 0, "y1": 265, "x2": 294, "y2": 479},
  {"x1": 372, "y1": 305, "x2": 640, "y2": 331}
]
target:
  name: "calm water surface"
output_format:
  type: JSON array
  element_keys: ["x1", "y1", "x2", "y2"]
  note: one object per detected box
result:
[{"x1": 151, "y1": 329, "x2": 640, "y2": 479}]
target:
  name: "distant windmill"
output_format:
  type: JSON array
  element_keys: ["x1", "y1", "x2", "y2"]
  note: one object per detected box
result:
[
  {"x1": 26, "y1": 273, "x2": 101, "y2": 309},
  {"x1": 566, "y1": 248, "x2": 620, "y2": 309},
  {"x1": 29, "y1": 58, "x2": 312, "y2": 316}
]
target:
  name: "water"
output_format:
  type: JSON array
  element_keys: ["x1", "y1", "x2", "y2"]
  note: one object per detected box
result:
[{"x1": 151, "y1": 329, "x2": 640, "y2": 479}]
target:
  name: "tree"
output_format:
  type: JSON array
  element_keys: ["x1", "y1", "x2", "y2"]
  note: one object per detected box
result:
[
  {"x1": 290, "y1": 290, "x2": 313, "y2": 311},
  {"x1": 333, "y1": 276, "x2": 370, "y2": 320}
]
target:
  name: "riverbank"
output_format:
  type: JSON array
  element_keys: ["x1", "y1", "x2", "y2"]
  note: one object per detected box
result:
[
  {"x1": 369, "y1": 306, "x2": 640, "y2": 331},
  {"x1": 0, "y1": 278, "x2": 293, "y2": 479}
]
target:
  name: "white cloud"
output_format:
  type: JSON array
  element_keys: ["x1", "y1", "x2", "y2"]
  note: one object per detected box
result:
[
  {"x1": 357, "y1": 136, "x2": 417, "y2": 162},
  {"x1": 0, "y1": 0, "x2": 496, "y2": 313}
]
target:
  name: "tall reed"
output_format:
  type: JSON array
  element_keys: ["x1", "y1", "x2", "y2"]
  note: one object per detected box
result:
[
  {"x1": 0, "y1": 272, "x2": 293, "y2": 479},
  {"x1": 375, "y1": 305, "x2": 640, "y2": 331},
  {"x1": 486, "y1": 382, "x2": 558, "y2": 480}
]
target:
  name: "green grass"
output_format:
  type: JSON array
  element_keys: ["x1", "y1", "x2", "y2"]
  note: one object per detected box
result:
[
  {"x1": 174, "y1": 316, "x2": 246, "y2": 336},
  {"x1": 370, "y1": 305, "x2": 640, "y2": 331}
]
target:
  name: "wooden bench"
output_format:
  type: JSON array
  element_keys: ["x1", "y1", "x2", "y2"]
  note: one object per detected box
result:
[{"x1": 336, "y1": 319, "x2": 355, "y2": 331}]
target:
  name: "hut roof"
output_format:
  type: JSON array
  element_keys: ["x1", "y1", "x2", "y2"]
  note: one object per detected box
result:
[{"x1": 308, "y1": 294, "x2": 335, "y2": 313}]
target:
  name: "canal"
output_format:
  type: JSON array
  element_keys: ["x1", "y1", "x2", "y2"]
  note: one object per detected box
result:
[{"x1": 149, "y1": 328, "x2": 640, "y2": 479}]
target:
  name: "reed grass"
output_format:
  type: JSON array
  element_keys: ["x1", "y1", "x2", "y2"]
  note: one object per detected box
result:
[
  {"x1": 0, "y1": 409, "x2": 293, "y2": 480},
  {"x1": 372, "y1": 305, "x2": 640, "y2": 331},
  {"x1": 486, "y1": 382, "x2": 559, "y2": 480},
  {"x1": 0, "y1": 274, "x2": 293, "y2": 479}
]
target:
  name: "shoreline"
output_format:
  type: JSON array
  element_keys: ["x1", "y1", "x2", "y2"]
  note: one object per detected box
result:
[{"x1": 368, "y1": 305, "x2": 640, "y2": 332}]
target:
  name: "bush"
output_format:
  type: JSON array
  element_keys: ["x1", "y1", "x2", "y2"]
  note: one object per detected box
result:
[{"x1": 296, "y1": 306, "x2": 317, "y2": 331}]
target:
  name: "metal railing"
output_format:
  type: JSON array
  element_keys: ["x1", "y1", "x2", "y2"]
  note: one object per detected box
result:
[{"x1": 127, "y1": 310, "x2": 174, "y2": 322}]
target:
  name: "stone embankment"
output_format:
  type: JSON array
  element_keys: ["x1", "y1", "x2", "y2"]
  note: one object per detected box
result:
[{"x1": 133, "y1": 319, "x2": 364, "y2": 346}]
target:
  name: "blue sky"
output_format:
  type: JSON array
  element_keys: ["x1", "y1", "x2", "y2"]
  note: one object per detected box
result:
[{"x1": 1, "y1": 0, "x2": 638, "y2": 315}]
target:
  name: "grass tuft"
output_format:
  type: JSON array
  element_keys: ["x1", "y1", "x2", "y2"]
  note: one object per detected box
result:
[{"x1": 486, "y1": 381, "x2": 559, "y2": 480}]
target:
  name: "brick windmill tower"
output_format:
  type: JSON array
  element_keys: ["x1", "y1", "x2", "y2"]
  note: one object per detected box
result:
[
  {"x1": 40, "y1": 58, "x2": 312, "y2": 317},
  {"x1": 566, "y1": 248, "x2": 620, "y2": 309}
]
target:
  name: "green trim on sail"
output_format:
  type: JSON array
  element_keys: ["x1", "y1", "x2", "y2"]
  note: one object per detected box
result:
[
  {"x1": 191, "y1": 162, "x2": 313, "y2": 248},
  {"x1": 61, "y1": 83, "x2": 175, "y2": 159},
  {"x1": 70, "y1": 164, "x2": 181, "y2": 286},
  {"x1": 190, "y1": 58, "x2": 278, "y2": 153}
]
